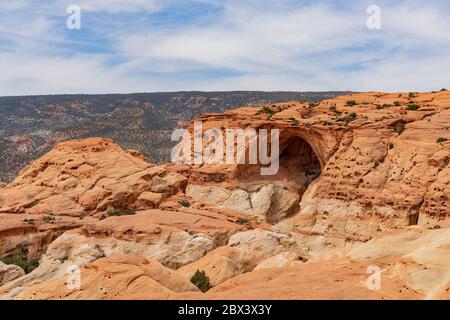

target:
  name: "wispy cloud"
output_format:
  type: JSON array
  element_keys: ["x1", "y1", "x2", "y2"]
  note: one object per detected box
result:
[{"x1": 0, "y1": 0, "x2": 449, "y2": 95}]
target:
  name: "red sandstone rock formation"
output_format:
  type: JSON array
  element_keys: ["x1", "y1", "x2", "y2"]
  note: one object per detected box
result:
[{"x1": 0, "y1": 92, "x2": 449, "y2": 300}]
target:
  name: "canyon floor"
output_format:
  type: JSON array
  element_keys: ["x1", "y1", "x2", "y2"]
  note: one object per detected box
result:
[{"x1": 0, "y1": 91, "x2": 449, "y2": 300}]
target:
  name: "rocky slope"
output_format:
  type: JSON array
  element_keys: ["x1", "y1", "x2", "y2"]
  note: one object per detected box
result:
[
  {"x1": 0, "y1": 91, "x2": 449, "y2": 300},
  {"x1": 0, "y1": 91, "x2": 346, "y2": 183}
]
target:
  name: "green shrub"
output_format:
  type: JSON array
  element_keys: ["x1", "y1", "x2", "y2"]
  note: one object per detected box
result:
[
  {"x1": 59, "y1": 255, "x2": 69, "y2": 263},
  {"x1": 346, "y1": 100, "x2": 357, "y2": 107},
  {"x1": 408, "y1": 92, "x2": 416, "y2": 98},
  {"x1": 437, "y1": 137, "x2": 448, "y2": 143},
  {"x1": 394, "y1": 101, "x2": 401, "y2": 106},
  {"x1": 308, "y1": 102, "x2": 318, "y2": 108},
  {"x1": 407, "y1": 104, "x2": 420, "y2": 111},
  {"x1": 336, "y1": 112, "x2": 357, "y2": 125},
  {"x1": 191, "y1": 270, "x2": 212, "y2": 293},
  {"x1": 1, "y1": 253, "x2": 39, "y2": 274},
  {"x1": 236, "y1": 217, "x2": 249, "y2": 225},
  {"x1": 376, "y1": 104, "x2": 392, "y2": 110},
  {"x1": 178, "y1": 200, "x2": 191, "y2": 207},
  {"x1": 107, "y1": 208, "x2": 135, "y2": 217},
  {"x1": 107, "y1": 209, "x2": 122, "y2": 217},
  {"x1": 440, "y1": 88, "x2": 447, "y2": 92},
  {"x1": 289, "y1": 117, "x2": 299, "y2": 125},
  {"x1": 123, "y1": 208, "x2": 135, "y2": 215},
  {"x1": 42, "y1": 215, "x2": 55, "y2": 223},
  {"x1": 256, "y1": 106, "x2": 275, "y2": 115},
  {"x1": 26, "y1": 200, "x2": 39, "y2": 208}
]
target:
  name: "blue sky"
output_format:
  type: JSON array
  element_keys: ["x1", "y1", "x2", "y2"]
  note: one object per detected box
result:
[{"x1": 0, "y1": 0, "x2": 449, "y2": 95}]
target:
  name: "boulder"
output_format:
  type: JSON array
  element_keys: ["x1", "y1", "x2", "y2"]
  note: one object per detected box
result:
[
  {"x1": 17, "y1": 255, "x2": 199, "y2": 300},
  {"x1": 136, "y1": 192, "x2": 165, "y2": 208},
  {"x1": 254, "y1": 251, "x2": 301, "y2": 270},
  {"x1": 228, "y1": 229, "x2": 297, "y2": 258},
  {"x1": 177, "y1": 246, "x2": 263, "y2": 286},
  {"x1": 0, "y1": 261, "x2": 25, "y2": 285}
]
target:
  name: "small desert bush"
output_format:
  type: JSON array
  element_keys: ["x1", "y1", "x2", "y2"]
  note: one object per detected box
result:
[
  {"x1": 289, "y1": 117, "x2": 299, "y2": 125},
  {"x1": 437, "y1": 137, "x2": 448, "y2": 143},
  {"x1": 407, "y1": 104, "x2": 420, "y2": 111},
  {"x1": 236, "y1": 217, "x2": 249, "y2": 225},
  {"x1": 107, "y1": 208, "x2": 135, "y2": 217},
  {"x1": 191, "y1": 270, "x2": 212, "y2": 293},
  {"x1": 346, "y1": 100, "x2": 357, "y2": 107},
  {"x1": 1, "y1": 252, "x2": 39, "y2": 274},
  {"x1": 256, "y1": 106, "x2": 275, "y2": 115},
  {"x1": 375, "y1": 104, "x2": 392, "y2": 110},
  {"x1": 42, "y1": 215, "x2": 55, "y2": 223},
  {"x1": 336, "y1": 112, "x2": 357, "y2": 125},
  {"x1": 178, "y1": 200, "x2": 191, "y2": 207}
]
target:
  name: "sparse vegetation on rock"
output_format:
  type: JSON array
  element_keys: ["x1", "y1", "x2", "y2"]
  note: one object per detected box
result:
[
  {"x1": 289, "y1": 117, "x2": 299, "y2": 125},
  {"x1": 1, "y1": 252, "x2": 39, "y2": 274},
  {"x1": 107, "y1": 208, "x2": 136, "y2": 217},
  {"x1": 346, "y1": 100, "x2": 357, "y2": 106},
  {"x1": 190, "y1": 270, "x2": 212, "y2": 292},
  {"x1": 42, "y1": 215, "x2": 55, "y2": 223},
  {"x1": 407, "y1": 104, "x2": 420, "y2": 111},
  {"x1": 336, "y1": 112, "x2": 357, "y2": 124},
  {"x1": 178, "y1": 200, "x2": 191, "y2": 207},
  {"x1": 256, "y1": 105, "x2": 276, "y2": 116}
]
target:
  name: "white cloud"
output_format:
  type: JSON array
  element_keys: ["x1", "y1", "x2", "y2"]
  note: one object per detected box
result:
[
  {"x1": 0, "y1": 53, "x2": 152, "y2": 95},
  {"x1": 0, "y1": 0, "x2": 449, "y2": 95},
  {"x1": 118, "y1": 4, "x2": 363, "y2": 73},
  {"x1": 74, "y1": 0, "x2": 159, "y2": 13}
]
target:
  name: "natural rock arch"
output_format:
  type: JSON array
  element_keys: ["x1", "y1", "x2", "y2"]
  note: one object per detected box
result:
[
  {"x1": 234, "y1": 130, "x2": 325, "y2": 197},
  {"x1": 278, "y1": 135, "x2": 322, "y2": 188},
  {"x1": 279, "y1": 134, "x2": 324, "y2": 197}
]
